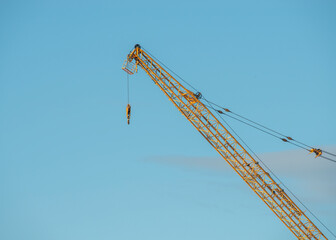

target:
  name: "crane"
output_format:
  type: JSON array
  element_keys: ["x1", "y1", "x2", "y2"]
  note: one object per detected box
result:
[{"x1": 122, "y1": 44, "x2": 328, "y2": 240}]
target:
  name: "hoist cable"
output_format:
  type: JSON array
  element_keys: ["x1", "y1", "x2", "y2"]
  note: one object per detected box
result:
[
  {"x1": 204, "y1": 99, "x2": 336, "y2": 239},
  {"x1": 127, "y1": 73, "x2": 130, "y2": 104}
]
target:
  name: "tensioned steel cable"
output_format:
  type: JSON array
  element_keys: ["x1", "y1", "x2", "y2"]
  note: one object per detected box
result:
[
  {"x1": 322, "y1": 150, "x2": 336, "y2": 158},
  {"x1": 127, "y1": 73, "x2": 130, "y2": 104},
  {"x1": 207, "y1": 100, "x2": 295, "y2": 139},
  {"x1": 320, "y1": 155, "x2": 336, "y2": 163},
  {"x1": 207, "y1": 103, "x2": 336, "y2": 164},
  {"x1": 201, "y1": 103, "x2": 312, "y2": 152},
  {"x1": 204, "y1": 99, "x2": 336, "y2": 164},
  {"x1": 205, "y1": 100, "x2": 336, "y2": 159}
]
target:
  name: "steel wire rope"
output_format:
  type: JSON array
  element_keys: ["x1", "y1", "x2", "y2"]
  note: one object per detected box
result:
[
  {"x1": 204, "y1": 102, "x2": 336, "y2": 163},
  {"x1": 323, "y1": 151, "x2": 336, "y2": 158},
  {"x1": 207, "y1": 101, "x2": 294, "y2": 138},
  {"x1": 203, "y1": 100, "x2": 336, "y2": 164},
  {"x1": 201, "y1": 103, "x2": 311, "y2": 151},
  {"x1": 127, "y1": 73, "x2": 130, "y2": 104},
  {"x1": 320, "y1": 155, "x2": 336, "y2": 163},
  {"x1": 205, "y1": 100, "x2": 336, "y2": 158}
]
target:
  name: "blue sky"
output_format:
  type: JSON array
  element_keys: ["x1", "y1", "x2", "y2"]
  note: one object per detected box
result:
[{"x1": 1, "y1": 0, "x2": 335, "y2": 239}]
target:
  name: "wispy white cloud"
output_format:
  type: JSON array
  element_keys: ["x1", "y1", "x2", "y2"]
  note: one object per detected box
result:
[
  {"x1": 146, "y1": 145, "x2": 336, "y2": 204},
  {"x1": 146, "y1": 146, "x2": 336, "y2": 236}
]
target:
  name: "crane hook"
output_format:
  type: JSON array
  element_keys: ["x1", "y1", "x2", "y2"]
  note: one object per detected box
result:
[{"x1": 126, "y1": 104, "x2": 131, "y2": 125}]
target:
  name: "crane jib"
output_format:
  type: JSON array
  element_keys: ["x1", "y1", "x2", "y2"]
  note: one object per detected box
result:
[{"x1": 122, "y1": 44, "x2": 328, "y2": 240}]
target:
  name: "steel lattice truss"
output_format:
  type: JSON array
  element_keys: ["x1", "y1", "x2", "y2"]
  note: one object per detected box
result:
[{"x1": 122, "y1": 45, "x2": 327, "y2": 240}]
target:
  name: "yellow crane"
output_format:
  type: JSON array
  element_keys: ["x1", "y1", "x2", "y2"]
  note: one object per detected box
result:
[{"x1": 122, "y1": 44, "x2": 328, "y2": 240}]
